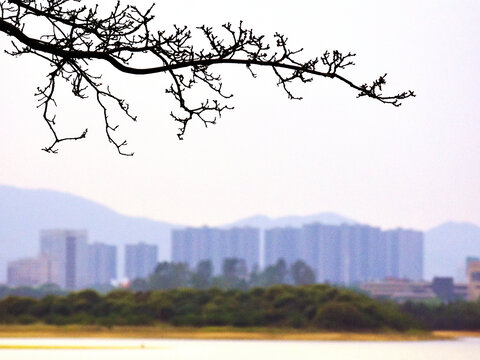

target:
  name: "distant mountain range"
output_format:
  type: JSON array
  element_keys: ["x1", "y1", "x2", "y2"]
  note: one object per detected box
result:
[
  {"x1": 225, "y1": 213, "x2": 356, "y2": 229},
  {"x1": 1, "y1": 185, "x2": 479, "y2": 283},
  {"x1": 424, "y1": 222, "x2": 480, "y2": 281}
]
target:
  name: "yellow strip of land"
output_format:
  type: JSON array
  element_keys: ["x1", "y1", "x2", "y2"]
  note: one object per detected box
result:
[
  {"x1": 0, "y1": 344, "x2": 162, "y2": 350},
  {"x1": 0, "y1": 324, "x2": 477, "y2": 341},
  {"x1": 432, "y1": 331, "x2": 480, "y2": 339}
]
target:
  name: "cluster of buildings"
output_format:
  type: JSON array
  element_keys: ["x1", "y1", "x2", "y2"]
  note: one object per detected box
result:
[
  {"x1": 7, "y1": 230, "x2": 158, "y2": 290},
  {"x1": 360, "y1": 277, "x2": 467, "y2": 302},
  {"x1": 360, "y1": 259, "x2": 480, "y2": 303},
  {"x1": 172, "y1": 224, "x2": 423, "y2": 285},
  {"x1": 5, "y1": 225, "x2": 480, "y2": 303},
  {"x1": 171, "y1": 224, "x2": 480, "y2": 301}
]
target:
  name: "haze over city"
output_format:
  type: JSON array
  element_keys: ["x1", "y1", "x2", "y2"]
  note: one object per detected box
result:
[
  {"x1": 1, "y1": 1, "x2": 480, "y2": 356},
  {"x1": 2, "y1": 185, "x2": 480, "y2": 287}
]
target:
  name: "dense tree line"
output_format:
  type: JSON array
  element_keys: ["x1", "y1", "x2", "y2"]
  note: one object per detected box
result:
[
  {"x1": 0, "y1": 283, "x2": 65, "y2": 299},
  {"x1": 400, "y1": 301, "x2": 480, "y2": 330},
  {"x1": 0, "y1": 284, "x2": 421, "y2": 331},
  {"x1": 2, "y1": 259, "x2": 479, "y2": 331},
  {"x1": 1, "y1": 284, "x2": 479, "y2": 330},
  {"x1": 131, "y1": 258, "x2": 315, "y2": 292}
]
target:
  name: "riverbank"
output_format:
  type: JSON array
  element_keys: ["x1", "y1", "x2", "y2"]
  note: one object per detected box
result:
[{"x1": 0, "y1": 324, "x2": 477, "y2": 341}]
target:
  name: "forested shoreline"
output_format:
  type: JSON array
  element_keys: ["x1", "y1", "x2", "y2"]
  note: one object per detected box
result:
[{"x1": 1, "y1": 284, "x2": 479, "y2": 331}]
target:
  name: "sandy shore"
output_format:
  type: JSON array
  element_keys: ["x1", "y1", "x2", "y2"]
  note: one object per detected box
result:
[
  {"x1": 432, "y1": 331, "x2": 480, "y2": 339},
  {"x1": 0, "y1": 324, "x2": 477, "y2": 341}
]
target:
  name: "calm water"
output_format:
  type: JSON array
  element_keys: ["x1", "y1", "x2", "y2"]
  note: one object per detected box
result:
[{"x1": 1, "y1": 337, "x2": 480, "y2": 360}]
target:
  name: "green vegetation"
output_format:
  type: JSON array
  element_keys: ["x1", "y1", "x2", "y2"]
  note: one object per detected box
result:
[
  {"x1": 2, "y1": 259, "x2": 479, "y2": 331},
  {"x1": 0, "y1": 283, "x2": 65, "y2": 299},
  {"x1": 0, "y1": 284, "x2": 422, "y2": 331},
  {"x1": 401, "y1": 301, "x2": 480, "y2": 330},
  {"x1": 130, "y1": 259, "x2": 316, "y2": 292}
]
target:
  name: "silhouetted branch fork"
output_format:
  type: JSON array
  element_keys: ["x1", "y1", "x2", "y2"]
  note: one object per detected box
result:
[{"x1": 0, "y1": 0, "x2": 415, "y2": 154}]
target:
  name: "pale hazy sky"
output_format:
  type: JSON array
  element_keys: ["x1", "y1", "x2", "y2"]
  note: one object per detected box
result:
[{"x1": 1, "y1": 0, "x2": 479, "y2": 231}]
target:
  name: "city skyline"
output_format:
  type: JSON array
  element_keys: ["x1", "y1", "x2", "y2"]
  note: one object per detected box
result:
[
  {"x1": 7, "y1": 222, "x2": 424, "y2": 289},
  {"x1": 6, "y1": 222, "x2": 479, "y2": 303},
  {"x1": 1, "y1": 184, "x2": 478, "y2": 283}
]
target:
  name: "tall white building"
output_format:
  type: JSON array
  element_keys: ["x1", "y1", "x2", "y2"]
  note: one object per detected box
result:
[{"x1": 40, "y1": 229, "x2": 89, "y2": 290}]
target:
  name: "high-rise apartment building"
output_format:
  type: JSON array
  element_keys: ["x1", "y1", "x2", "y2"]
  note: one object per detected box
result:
[
  {"x1": 365, "y1": 226, "x2": 387, "y2": 281},
  {"x1": 40, "y1": 229, "x2": 88, "y2": 290},
  {"x1": 290, "y1": 223, "x2": 386, "y2": 285},
  {"x1": 172, "y1": 227, "x2": 222, "y2": 274},
  {"x1": 225, "y1": 227, "x2": 259, "y2": 274},
  {"x1": 124, "y1": 242, "x2": 158, "y2": 280},
  {"x1": 265, "y1": 227, "x2": 301, "y2": 268},
  {"x1": 345, "y1": 225, "x2": 386, "y2": 283},
  {"x1": 384, "y1": 230, "x2": 400, "y2": 278},
  {"x1": 7, "y1": 257, "x2": 51, "y2": 287},
  {"x1": 172, "y1": 227, "x2": 260, "y2": 275},
  {"x1": 88, "y1": 242, "x2": 117, "y2": 285},
  {"x1": 398, "y1": 229, "x2": 423, "y2": 280},
  {"x1": 384, "y1": 229, "x2": 423, "y2": 281},
  {"x1": 302, "y1": 224, "x2": 344, "y2": 283}
]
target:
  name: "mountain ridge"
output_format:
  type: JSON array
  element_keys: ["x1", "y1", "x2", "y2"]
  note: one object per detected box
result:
[
  {"x1": 224, "y1": 212, "x2": 357, "y2": 229},
  {"x1": 424, "y1": 221, "x2": 480, "y2": 281}
]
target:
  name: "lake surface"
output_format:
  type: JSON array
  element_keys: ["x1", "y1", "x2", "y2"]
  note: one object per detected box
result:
[{"x1": 1, "y1": 337, "x2": 480, "y2": 360}]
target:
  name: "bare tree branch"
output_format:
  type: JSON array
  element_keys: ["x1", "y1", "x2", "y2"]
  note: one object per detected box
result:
[{"x1": 0, "y1": 0, "x2": 415, "y2": 154}]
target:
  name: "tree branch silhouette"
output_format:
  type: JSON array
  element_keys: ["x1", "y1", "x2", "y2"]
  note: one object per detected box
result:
[{"x1": 0, "y1": 0, "x2": 415, "y2": 155}]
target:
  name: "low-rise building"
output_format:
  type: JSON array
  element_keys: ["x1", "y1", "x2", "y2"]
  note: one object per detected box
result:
[
  {"x1": 7, "y1": 257, "x2": 51, "y2": 287},
  {"x1": 467, "y1": 260, "x2": 480, "y2": 301},
  {"x1": 360, "y1": 277, "x2": 470, "y2": 302},
  {"x1": 431, "y1": 277, "x2": 455, "y2": 302},
  {"x1": 454, "y1": 283, "x2": 468, "y2": 301},
  {"x1": 360, "y1": 278, "x2": 436, "y2": 302}
]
